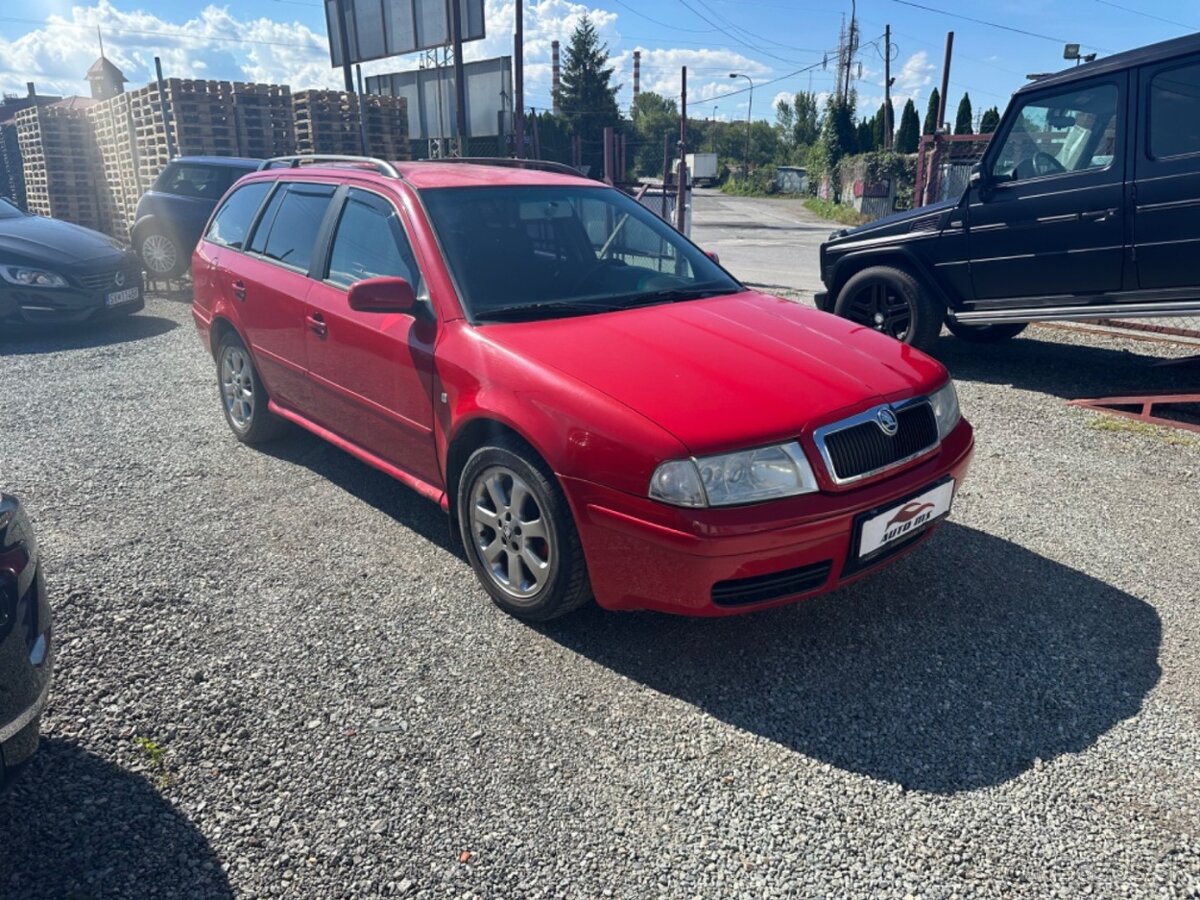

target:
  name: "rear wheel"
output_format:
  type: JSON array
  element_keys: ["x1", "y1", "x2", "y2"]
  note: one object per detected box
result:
[
  {"x1": 945, "y1": 320, "x2": 1028, "y2": 343},
  {"x1": 458, "y1": 438, "x2": 592, "y2": 621},
  {"x1": 216, "y1": 332, "x2": 285, "y2": 443},
  {"x1": 138, "y1": 228, "x2": 186, "y2": 279},
  {"x1": 833, "y1": 266, "x2": 943, "y2": 352}
]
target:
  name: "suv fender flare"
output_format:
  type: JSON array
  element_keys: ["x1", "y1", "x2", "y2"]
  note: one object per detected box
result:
[{"x1": 828, "y1": 247, "x2": 956, "y2": 312}]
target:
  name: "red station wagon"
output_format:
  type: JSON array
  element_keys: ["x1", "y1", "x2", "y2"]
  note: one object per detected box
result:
[{"x1": 192, "y1": 156, "x2": 974, "y2": 620}]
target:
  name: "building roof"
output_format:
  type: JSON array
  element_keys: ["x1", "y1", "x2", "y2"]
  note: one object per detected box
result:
[{"x1": 86, "y1": 56, "x2": 126, "y2": 83}]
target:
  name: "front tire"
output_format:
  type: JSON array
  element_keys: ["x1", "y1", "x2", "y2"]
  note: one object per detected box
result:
[
  {"x1": 833, "y1": 266, "x2": 943, "y2": 352},
  {"x1": 945, "y1": 320, "x2": 1028, "y2": 343},
  {"x1": 138, "y1": 228, "x2": 186, "y2": 279},
  {"x1": 216, "y1": 333, "x2": 285, "y2": 443},
  {"x1": 458, "y1": 438, "x2": 592, "y2": 621}
]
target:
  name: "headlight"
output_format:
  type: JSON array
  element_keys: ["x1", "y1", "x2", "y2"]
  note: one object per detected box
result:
[
  {"x1": 0, "y1": 266, "x2": 68, "y2": 288},
  {"x1": 929, "y1": 379, "x2": 961, "y2": 441},
  {"x1": 649, "y1": 442, "x2": 819, "y2": 508}
]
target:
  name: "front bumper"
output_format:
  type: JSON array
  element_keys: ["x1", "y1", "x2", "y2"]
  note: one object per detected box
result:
[
  {"x1": 814, "y1": 290, "x2": 831, "y2": 312},
  {"x1": 0, "y1": 266, "x2": 144, "y2": 326},
  {"x1": 564, "y1": 420, "x2": 974, "y2": 616}
]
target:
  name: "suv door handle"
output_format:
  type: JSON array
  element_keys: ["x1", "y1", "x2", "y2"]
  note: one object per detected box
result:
[
  {"x1": 306, "y1": 312, "x2": 328, "y2": 337},
  {"x1": 1082, "y1": 208, "x2": 1117, "y2": 223},
  {"x1": 232, "y1": 280, "x2": 246, "y2": 301}
]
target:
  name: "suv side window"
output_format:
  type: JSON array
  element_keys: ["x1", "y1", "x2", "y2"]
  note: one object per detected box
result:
[
  {"x1": 1148, "y1": 59, "x2": 1200, "y2": 159},
  {"x1": 325, "y1": 189, "x2": 424, "y2": 294},
  {"x1": 250, "y1": 183, "x2": 336, "y2": 273},
  {"x1": 205, "y1": 180, "x2": 272, "y2": 249},
  {"x1": 156, "y1": 163, "x2": 231, "y2": 200},
  {"x1": 990, "y1": 82, "x2": 1119, "y2": 181}
]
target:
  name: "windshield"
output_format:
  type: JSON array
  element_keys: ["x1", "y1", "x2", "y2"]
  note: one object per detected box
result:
[
  {"x1": 420, "y1": 184, "x2": 741, "y2": 321},
  {"x1": 0, "y1": 197, "x2": 25, "y2": 219}
]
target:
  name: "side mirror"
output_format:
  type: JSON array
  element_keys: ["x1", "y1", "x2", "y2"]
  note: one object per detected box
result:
[
  {"x1": 968, "y1": 164, "x2": 993, "y2": 201},
  {"x1": 705, "y1": 250, "x2": 721, "y2": 265},
  {"x1": 347, "y1": 276, "x2": 417, "y2": 314}
]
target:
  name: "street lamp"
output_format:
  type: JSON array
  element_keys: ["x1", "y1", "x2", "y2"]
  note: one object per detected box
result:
[
  {"x1": 711, "y1": 105, "x2": 718, "y2": 151},
  {"x1": 729, "y1": 73, "x2": 753, "y2": 177}
]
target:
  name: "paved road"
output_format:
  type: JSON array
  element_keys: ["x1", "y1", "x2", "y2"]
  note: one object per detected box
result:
[{"x1": 690, "y1": 188, "x2": 829, "y2": 298}]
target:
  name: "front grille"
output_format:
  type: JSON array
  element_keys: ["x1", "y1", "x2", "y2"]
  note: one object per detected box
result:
[
  {"x1": 78, "y1": 265, "x2": 141, "y2": 293},
  {"x1": 712, "y1": 560, "x2": 833, "y2": 607},
  {"x1": 819, "y1": 402, "x2": 939, "y2": 483}
]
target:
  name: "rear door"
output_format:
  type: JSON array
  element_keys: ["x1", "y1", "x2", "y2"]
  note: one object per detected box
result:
[
  {"x1": 154, "y1": 162, "x2": 240, "y2": 251},
  {"x1": 223, "y1": 181, "x2": 337, "y2": 409},
  {"x1": 304, "y1": 188, "x2": 440, "y2": 484},
  {"x1": 967, "y1": 74, "x2": 1127, "y2": 303},
  {"x1": 1133, "y1": 53, "x2": 1200, "y2": 290}
]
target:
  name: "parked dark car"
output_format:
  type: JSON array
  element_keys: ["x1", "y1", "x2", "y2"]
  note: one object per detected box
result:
[
  {"x1": 0, "y1": 495, "x2": 52, "y2": 787},
  {"x1": 133, "y1": 156, "x2": 259, "y2": 278},
  {"x1": 817, "y1": 31, "x2": 1200, "y2": 352},
  {"x1": 0, "y1": 198, "x2": 143, "y2": 326}
]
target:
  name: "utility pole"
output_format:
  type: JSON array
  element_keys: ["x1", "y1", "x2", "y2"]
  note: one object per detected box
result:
[
  {"x1": 937, "y1": 31, "x2": 954, "y2": 133},
  {"x1": 333, "y1": 0, "x2": 354, "y2": 92},
  {"x1": 513, "y1": 0, "x2": 524, "y2": 158},
  {"x1": 676, "y1": 66, "x2": 688, "y2": 233},
  {"x1": 884, "y1": 23, "x2": 893, "y2": 150},
  {"x1": 449, "y1": 0, "x2": 468, "y2": 153}
]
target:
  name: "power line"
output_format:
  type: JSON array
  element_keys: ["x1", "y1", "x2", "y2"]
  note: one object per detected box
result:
[
  {"x1": 1091, "y1": 0, "x2": 1197, "y2": 30},
  {"x1": 610, "y1": 0, "x2": 721, "y2": 34},
  {"x1": 889, "y1": 0, "x2": 1113, "y2": 53},
  {"x1": 674, "y1": 0, "x2": 816, "y2": 66},
  {"x1": 690, "y1": 0, "x2": 822, "y2": 54}
]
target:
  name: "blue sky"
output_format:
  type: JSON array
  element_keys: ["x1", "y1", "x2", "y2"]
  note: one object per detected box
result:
[{"x1": 1, "y1": 0, "x2": 1195, "y2": 127}]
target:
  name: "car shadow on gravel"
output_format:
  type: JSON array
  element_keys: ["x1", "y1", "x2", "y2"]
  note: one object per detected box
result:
[
  {"x1": 0, "y1": 314, "x2": 177, "y2": 356},
  {"x1": 0, "y1": 739, "x2": 232, "y2": 897},
  {"x1": 542, "y1": 523, "x2": 1161, "y2": 794},
  {"x1": 936, "y1": 329, "x2": 1200, "y2": 398}
]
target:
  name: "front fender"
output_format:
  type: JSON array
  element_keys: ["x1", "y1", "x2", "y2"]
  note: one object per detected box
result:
[{"x1": 828, "y1": 245, "x2": 955, "y2": 309}]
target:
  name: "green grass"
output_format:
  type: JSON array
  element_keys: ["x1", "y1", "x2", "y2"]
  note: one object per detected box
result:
[
  {"x1": 134, "y1": 736, "x2": 173, "y2": 788},
  {"x1": 802, "y1": 197, "x2": 869, "y2": 227},
  {"x1": 1085, "y1": 413, "x2": 1197, "y2": 446}
]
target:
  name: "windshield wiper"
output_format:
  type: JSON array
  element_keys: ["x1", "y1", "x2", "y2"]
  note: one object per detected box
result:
[
  {"x1": 617, "y1": 285, "x2": 739, "y2": 308},
  {"x1": 475, "y1": 300, "x2": 623, "y2": 322}
]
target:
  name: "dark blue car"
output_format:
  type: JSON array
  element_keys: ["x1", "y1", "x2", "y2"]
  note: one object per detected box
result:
[{"x1": 132, "y1": 156, "x2": 259, "y2": 279}]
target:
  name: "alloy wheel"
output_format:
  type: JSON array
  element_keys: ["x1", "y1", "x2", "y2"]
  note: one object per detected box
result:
[
  {"x1": 142, "y1": 233, "x2": 178, "y2": 275},
  {"x1": 845, "y1": 280, "x2": 912, "y2": 341},
  {"x1": 220, "y1": 345, "x2": 256, "y2": 431},
  {"x1": 470, "y1": 466, "x2": 552, "y2": 601}
]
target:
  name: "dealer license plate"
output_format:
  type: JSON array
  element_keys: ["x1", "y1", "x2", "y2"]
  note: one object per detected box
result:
[
  {"x1": 105, "y1": 286, "x2": 140, "y2": 307},
  {"x1": 857, "y1": 480, "x2": 955, "y2": 559}
]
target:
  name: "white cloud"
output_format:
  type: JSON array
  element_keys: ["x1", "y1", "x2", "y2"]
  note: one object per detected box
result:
[{"x1": 894, "y1": 50, "x2": 934, "y2": 104}]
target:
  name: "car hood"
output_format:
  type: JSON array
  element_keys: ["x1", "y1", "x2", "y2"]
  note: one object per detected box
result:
[
  {"x1": 824, "y1": 197, "x2": 958, "y2": 247},
  {"x1": 481, "y1": 290, "x2": 948, "y2": 455},
  {"x1": 0, "y1": 215, "x2": 128, "y2": 267}
]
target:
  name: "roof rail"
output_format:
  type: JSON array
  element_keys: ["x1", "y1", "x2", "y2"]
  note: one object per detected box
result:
[
  {"x1": 257, "y1": 155, "x2": 400, "y2": 178},
  {"x1": 428, "y1": 157, "x2": 587, "y2": 178}
]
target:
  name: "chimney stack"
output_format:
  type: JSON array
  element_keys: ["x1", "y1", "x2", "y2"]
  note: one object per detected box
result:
[
  {"x1": 633, "y1": 51, "x2": 641, "y2": 98},
  {"x1": 551, "y1": 40, "x2": 561, "y2": 115},
  {"x1": 26, "y1": 82, "x2": 36, "y2": 98}
]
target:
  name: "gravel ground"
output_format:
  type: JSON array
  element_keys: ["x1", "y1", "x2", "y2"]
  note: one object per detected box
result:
[{"x1": 1, "y1": 294, "x2": 1198, "y2": 899}]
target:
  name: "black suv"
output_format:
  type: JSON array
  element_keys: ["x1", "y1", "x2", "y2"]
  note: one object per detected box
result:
[
  {"x1": 817, "y1": 32, "x2": 1200, "y2": 352},
  {"x1": 132, "y1": 156, "x2": 259, "y2": 279}
]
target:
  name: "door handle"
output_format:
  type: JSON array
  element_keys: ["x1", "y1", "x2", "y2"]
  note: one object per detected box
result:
[
  {"x1": 1082, "y1": 208, "x2": 1117, "y2": 223},
  {"x1": 232, "y1": 280, "x2": 246, "y2": 301},
  {"x1": 306, "y1": 312, "x2": 328, "y2": 337}
]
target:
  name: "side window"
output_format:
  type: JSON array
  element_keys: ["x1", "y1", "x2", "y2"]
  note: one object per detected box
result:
[
  {"x1": 990, "y1": 83, "x2": 1119, "y2": 181},
  {"x1": 157, "y1": 163, "x2": 228, "y2": 200},
  {"x1": 252, "y1": 184, "x2": 336, "y2": 272},
  {"x1": 325, "y1": 190, "x2": 423, "y2": 293},
  {"x1": 1149, "y1": 60, "x2": 1200, "y2": 159},
  {"x1": 205, "y1": 181, "x2": 271, "y2": 249}
]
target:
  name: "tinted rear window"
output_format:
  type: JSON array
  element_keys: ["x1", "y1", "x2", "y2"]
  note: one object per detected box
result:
[
  {"x1": 154, "y1": 163, "x2": 234, "y2": 199},
  {"x1": 1149, "y1": 59, "x2": 1200, "y2": 159},
  {"x1": 253, "y1": 184, "x2": 336, "y2": 272},
  {"x1": 205, "y1": 181, "x2": 271, "y2": 249}
]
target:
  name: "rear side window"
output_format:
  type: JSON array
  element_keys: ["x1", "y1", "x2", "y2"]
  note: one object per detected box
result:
[
  {"x1": 251, "y1": 183, "x2": 336, "y2": 272},
  {"x1": 1149, "y1": 60, "x2": 1200, "y2": 159},
  {"x1": 205, "y1": 181, "x2": 271, "y2": 249},
  {"x1": 155, "y1": 163, "x2": 232, "y2": 200},
  {"x1": 325, "y1": 189, "x2": 423, "y2": 293}
]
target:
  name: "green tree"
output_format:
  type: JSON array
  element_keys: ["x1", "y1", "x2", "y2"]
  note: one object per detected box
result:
[
  {"x1": 979, "y1": 105, "x2": 1001, "y2": 134},
  {"x1": 630, "y1": 91, "x2": 678, "y2": 177},
  {"x1": 792, "y1": 90, "x2": 821, "y2": 147},
  {"x1": 895, "y1": 98, "x2": 920, "y2": 153},
  {"x1": 553, "y1": 14, "x2": 621, "y2": 173},
  {"x1": 871, "y1": 99, "x2": 894, "y2": 149},
  {"x1": 775, "y1": 97, "x2": 795, "y2": 148},
  {"x1": 954, "y1": 92, "x2": 974, "y2": 135},
  {"x1": 856, "y1": 118, "x2": 875, "y2": 153},
  {"x1": 923, "y1": 87, "x2": 941, "y2": 135},
  {"x1": 820, "y1": 93, "x2": 857, "y2": 198}
]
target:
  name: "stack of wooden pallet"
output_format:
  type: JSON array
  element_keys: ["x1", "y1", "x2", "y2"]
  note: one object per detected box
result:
[
  {"x1": 230, "y1": 82, "x2": 294, "y2": 159},
  {"x1": 87, "y1": 92, "x2": 142, "y2": 238},
  {"x1": 14, "y1": 101, "x2": 111, "y2": 233},
  {"x1": 0, "y1": 123, "x2": 24, "y2": 208},
  {"x1": 293, "y1": 91, "x2": 409, "y2": 160}
]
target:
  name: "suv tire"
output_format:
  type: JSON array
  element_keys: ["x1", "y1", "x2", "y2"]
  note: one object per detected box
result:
[
  {"x1": 945, "y1": 320, "x2": 1028, "y2": 343},
  {"x1": 216, "y1": 332, "x2": 286, "y2": 444},
  {"x1": 458, "y1": 438, "x2": 592, "y2": 622},
  {"x1": 138, "y1": 227, "x2": 187, "y2": 279},
  {"x1": 833, "y1": 266, "x2": 943, "y2": 352}
]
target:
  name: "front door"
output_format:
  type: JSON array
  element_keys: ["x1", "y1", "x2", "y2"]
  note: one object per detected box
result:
[
  {"x1": 967, "y1": 74, "x2": 1127, "y2": 303},
  {"x1": 1133, "y1": 52, "x2": 1200, "y2": 290},
  {"x1": 304, "y1": 188, "x2": 440, "y2": 486}
]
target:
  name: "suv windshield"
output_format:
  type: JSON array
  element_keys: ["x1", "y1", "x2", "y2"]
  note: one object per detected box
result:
[{"x1": 420, "y1": 184, "x2": 740, "y2": 321}]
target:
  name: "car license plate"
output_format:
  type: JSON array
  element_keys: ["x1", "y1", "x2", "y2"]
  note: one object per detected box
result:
[
  {"x1": 105, "y1": 287, "x2": 140, "y2": 307},
  {"x1": 857, "y1": 479, "x2": 955, "y2": 559}
]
